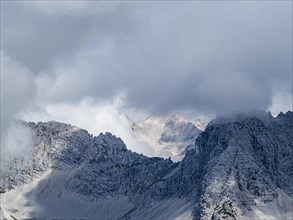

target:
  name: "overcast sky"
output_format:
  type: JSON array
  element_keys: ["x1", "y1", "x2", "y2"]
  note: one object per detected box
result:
[{"x1": 1, "y1": 1, "x2": 292, "y2": 153}]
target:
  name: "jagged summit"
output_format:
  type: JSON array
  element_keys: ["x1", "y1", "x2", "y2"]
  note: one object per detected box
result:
[
  {"x1": 1, "y1": 111, "x2": 292, "y2": 219},
  {"x1": 276, "y1": 110, "x2": 293, "y2": 119},
  {"x1": 96, "y1": 132, "x2": 128, "y2": 151}
]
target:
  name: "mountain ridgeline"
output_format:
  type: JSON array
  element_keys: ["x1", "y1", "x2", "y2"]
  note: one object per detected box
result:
[{"x1": 1, "y1": 111, "x2": 292, "y2": 219}]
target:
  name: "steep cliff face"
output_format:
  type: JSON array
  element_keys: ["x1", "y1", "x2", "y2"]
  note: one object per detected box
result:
[
  {"x1": 188, "y1": 111, "x2": 293, "y2": 219},
  {"x1": 1, "y1": 111, "x2": 292, "y2": 219}
]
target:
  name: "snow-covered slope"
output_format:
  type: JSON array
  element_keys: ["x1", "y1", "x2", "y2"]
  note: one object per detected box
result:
[
  {"x1": 130, "y1": 114, "x2": 206, "y2": 161},
  {"x1": 1, "y1": 111, "x2": 292, "y2": 219}
]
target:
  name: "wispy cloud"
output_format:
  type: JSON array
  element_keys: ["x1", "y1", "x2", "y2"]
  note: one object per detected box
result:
[{"x1": 19, "y1": 96, "x2": 154, "y2": 157}]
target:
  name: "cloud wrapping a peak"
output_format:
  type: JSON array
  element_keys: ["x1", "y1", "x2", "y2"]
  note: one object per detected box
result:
[{"x1": 1, "y1": 1, "x2": 292, "y2": 145}]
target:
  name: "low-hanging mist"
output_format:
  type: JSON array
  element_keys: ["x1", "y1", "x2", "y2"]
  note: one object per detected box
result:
[{"x1": 1, "y1": 1, "x2": 292, "y2": 159}]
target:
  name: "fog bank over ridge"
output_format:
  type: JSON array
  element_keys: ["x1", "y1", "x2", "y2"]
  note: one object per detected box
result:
[{"x1": 1, "y1": 1, "x2": 292, "y2": 155}]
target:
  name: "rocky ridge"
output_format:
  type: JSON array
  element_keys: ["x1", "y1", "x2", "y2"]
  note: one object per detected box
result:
[{"x1": 0, "y1": 111, "x2": 292, "y2": 219}]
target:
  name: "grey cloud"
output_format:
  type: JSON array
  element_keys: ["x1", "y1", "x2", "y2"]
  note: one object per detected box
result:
[
  {"x1": 1, "y1": 1, "x2": 292, "y2": 118},
  {"x1": 1, "y1": 1, "x2": 130, "y2": 72},
  {"x1": 1, "y1": 52, "x2": 36, "y2": 145}
]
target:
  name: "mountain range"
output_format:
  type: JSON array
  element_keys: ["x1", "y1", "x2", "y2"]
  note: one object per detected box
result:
[{"x1": 0, "y1": 110, "x2": 292, "y2": 219}]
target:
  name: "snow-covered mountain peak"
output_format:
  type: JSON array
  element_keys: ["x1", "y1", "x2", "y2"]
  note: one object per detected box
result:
[{"x1": 129, "y1": 113, "x2": 207, "y2": 161}]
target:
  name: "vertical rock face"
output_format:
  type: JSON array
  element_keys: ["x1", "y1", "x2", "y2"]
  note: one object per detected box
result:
[
  {"x1": 1, "y1": 111, "x2": 292, "y2": 219},
  {"x1": 189, "y1": 111, "x2": 293, "y2": 219}
]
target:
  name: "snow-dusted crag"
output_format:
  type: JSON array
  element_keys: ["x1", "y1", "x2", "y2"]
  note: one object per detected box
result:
[
  {"x1": 190, "y1": 111, "x2": 293, "y2": 219},
  {"x1": 1, "y1": 121, "x2": 192, "y2": 219},
  {"x1": 1, "y1": 111, "x2": 292, "y2": 219},
  {"x1": 130, "y1": 114, "x2": 206, "y2": 161}
]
